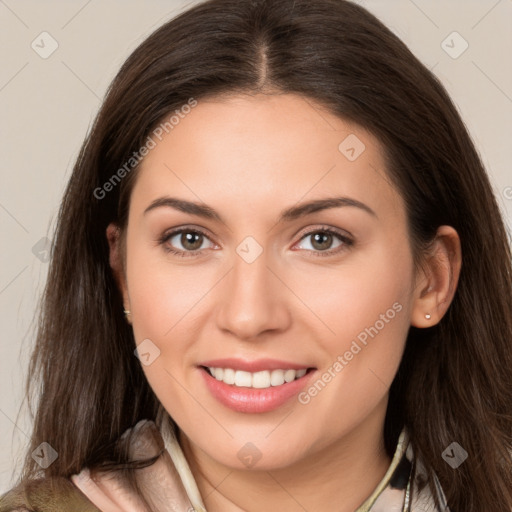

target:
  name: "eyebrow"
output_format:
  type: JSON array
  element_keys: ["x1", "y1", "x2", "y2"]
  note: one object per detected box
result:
[{"x1": 143, "y1": 196, "x2": 377, "y2": 222}]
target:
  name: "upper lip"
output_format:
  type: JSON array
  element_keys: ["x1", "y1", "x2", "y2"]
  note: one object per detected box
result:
[{"x1": 199, "y1": 358, "x2": 314, "y2": 373}]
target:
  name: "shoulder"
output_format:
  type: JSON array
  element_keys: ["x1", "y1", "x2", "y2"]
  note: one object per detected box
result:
[{"x1": 0, "y1": 477, "x2": 100, "y2": 512}]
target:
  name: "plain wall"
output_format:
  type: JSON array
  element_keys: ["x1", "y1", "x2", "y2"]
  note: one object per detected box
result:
[{"x1": 1, "y1": 0, "x2": 511, "y2": 492}]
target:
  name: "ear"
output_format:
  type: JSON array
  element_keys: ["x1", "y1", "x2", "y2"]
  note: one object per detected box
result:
[
  {"x1": 106, "y1": 223, "x2": 131, "y2": 316},
  {"x1": 410, "y1": 225, "x2": 462, "y2": 328}
]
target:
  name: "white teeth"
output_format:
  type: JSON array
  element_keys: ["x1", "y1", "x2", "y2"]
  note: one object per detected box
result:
[
  {"x1": 207, "y1": 367, "x2": 308, "y2": 388},
  {"x1": 234, "y1": 370, "x2": 252, "y2": 387},
  {"x1": 270, "y1": 369, "x2": 285, "y2": 386},
  {"x1": 252, "y1": 371, "x2": 270, "y2": 389},
  {"x1": 284, "y1": 369, "x2": 296, "y2": 383},
  {"x1": 223, "y1": 368, "x2": 235, "y2": 385}
]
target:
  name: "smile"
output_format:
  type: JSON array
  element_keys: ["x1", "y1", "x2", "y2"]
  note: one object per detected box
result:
[
  {"x1": 198, "y1": 359, "x2": 316, "y2": 413},
  {"x1": 205, "y1": 367, "x2": 308, "y2": 388}
]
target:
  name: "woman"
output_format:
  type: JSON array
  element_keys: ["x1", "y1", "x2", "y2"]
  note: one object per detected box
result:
[{"x1": 1, "y1": 0, "x2": 511, "y2": 510}]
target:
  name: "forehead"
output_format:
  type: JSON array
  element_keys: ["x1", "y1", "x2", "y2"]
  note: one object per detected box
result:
[{"x1": 131, "y1": 93, "x2": 404, "y2": 222}]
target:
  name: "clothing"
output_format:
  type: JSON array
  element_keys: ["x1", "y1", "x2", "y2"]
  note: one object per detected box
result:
[{"x1": 1, "y1": 418, "x2": 449, "y2": 511}]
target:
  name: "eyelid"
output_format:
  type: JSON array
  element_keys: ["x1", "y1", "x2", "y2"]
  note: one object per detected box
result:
[
  {"x1": 294, "y1": 224, "x2": 354, "y2": 243},
  {"x1": 158, "y1": 224, "x2": 354, "y2": 257},
  {"x1": 158, "y1": 225, "x2": 218, "y2": 257},
  {"x1": 291, "y1": 225, "x2": 354, "y2": 256}
]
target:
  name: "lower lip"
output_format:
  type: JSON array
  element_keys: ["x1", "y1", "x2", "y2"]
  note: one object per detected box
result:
[{"x1": 200, "y1": 367, "x2": 315, "y2": 413}]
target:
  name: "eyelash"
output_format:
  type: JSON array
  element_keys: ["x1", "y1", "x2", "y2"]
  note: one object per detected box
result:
[{"x1": 158, "y1": 225, "x2": 354, "y2": 258}]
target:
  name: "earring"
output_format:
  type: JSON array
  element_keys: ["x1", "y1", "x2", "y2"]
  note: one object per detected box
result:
[
  {"x1": 425, "y1": 313, "x2": 431, "y2": 320},
  {"x1": 123, "y1": 309, "x2": 132, "y2": 324}
]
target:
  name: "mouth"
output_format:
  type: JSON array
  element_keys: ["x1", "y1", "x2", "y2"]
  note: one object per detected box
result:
[
  {"x1": 201, "y1": 366, "x2": 313, "y2": 389},
  {"x1": 198, "y1": 359, "x2": 316, "y2": 413}
]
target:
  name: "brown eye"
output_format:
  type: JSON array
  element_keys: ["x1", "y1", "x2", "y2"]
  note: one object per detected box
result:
[
  {"x1": 294, "y1": 227, "x2": 354, "y2": 257},
  {"x1": 159, "y1": 228, "x2": 215, "y2": 257},
  {"x1": 178, "y1": 231, "x2": 204, "y2": 251},
  {"x1": 310, "y1": 232, "x2": 335, "y2": 251}
]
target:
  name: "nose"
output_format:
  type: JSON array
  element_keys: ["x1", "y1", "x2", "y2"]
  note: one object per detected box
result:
[{"x1": 215, "y1": 247, "x2": 291, "y2": 341}]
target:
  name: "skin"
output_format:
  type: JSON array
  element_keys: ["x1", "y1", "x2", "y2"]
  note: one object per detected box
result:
[{"x1": 107, "y1": 93, "x2": 461, "y2": 512}]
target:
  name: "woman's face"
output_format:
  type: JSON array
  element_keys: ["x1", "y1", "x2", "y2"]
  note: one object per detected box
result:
[{"x1": 119, "y1": 93, "x2": 419, "y2": 470}]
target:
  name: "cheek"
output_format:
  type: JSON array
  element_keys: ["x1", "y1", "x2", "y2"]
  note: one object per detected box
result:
[
  {"x1": 125, "y1": 242, "x2": 220, "y2": 365},
  {"x1": 284, "y1": 262, "x2": 412, "y2": 458},
  {"x1": 291, "y1": 240, "x2": 413, "y2": 351},
  {"x1": 125, "y1": 247, "x2": 216, "y2": 420},
  {"x1": 290, "y1": 243, "x2": 413, "y2": 416}
]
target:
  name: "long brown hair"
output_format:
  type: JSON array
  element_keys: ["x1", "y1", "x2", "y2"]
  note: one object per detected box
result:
[{"x1": 17, "y1": 0, "x2": 512, "y2": 509}]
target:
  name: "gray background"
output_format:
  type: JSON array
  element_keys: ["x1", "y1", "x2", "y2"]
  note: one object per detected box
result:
[{"x1": 1, "y1": 0, "x2": 511, "y2": 492}]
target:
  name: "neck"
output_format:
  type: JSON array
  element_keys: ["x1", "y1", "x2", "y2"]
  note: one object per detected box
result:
[{"x1": 179, "y1": 407, "x2": 393, "y2": 512}]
